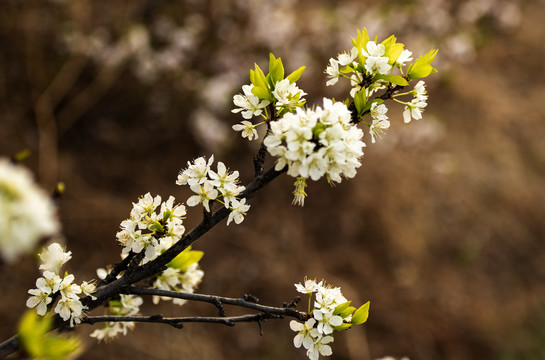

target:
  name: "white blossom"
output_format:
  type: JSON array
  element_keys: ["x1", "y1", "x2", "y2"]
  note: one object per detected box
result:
[
  {"x1": 26, "y1": 288, "x2": 52, "y2": 316},
  {"x1": 295, "y1": 278, "x2": 323, "y2": 294},
  {"x1": 369, "y1": 103, "x2": 390, "y2": 144},
  {"x1": 54, "y1": 297, "x2": 86, "y2": 327},
  {"x1": 0, "y1": 159, "x2": 59, "y2": 262},
  {"x1": 306, "y1": 334, "x2": 334, "y2": 360},
  {"x1": 396, "y1": 49, "x2": 413, "y2": 68},
  {"x1": 187, "y1": 181, "x2": 218, "y2": 212},
  {"x1": 264, "y1": 98, "x2": 365, "y2": 190},
  {"x1": 232, "y1": 120, "x2": 259, "y2": 141},
  {"x1": 176, "y1": 156, "x2": 214, "y2": 187},
  {"x1": 232, "y1": 84, "x2": 270, "y2": 119},
  {"x1": 313, "y1": 309, "x2": 343, "y2": 335},
  {"x1": 290, "y1": 318, "x2": 317, "y2": 350},
  {"x1": 361, "y1": 41, "x2": 392, "y2": 75},
  {"x1": 226, "y1": 198, "x2": 250, "y2": 225},
  {"x1": 272, "y1": 79, "x2": 307, "y2": 112},
  {"x1": 39, "y1": 242, "x2": 72, "y2": 273}
]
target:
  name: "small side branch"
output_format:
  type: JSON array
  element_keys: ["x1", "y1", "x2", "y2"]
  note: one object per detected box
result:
[
  {"x1": 124, "y1": 287, "x2": 308, "y2": 321},
  {"x1": 83, "y1": 313, "x2": 276, "y2": 329}
]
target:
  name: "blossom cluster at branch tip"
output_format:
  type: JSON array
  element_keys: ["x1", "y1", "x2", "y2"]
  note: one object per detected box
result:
[
  {"x1": 26, "y1": 243, "x2": 96, "y2": 327},
  {"x1": 290, "y1": 278, "x2": 370, "y2": 360},
  {"x1": 324, "y1": 27, "x2": 436, "y2": 143},
  {"x1": 116, "y1": 193, "x2": 186, "y2": 262},
  {"x1": 0, "y1": 158, "x2": 60, "y2": 263},
  {"x1": 264, "y1": 97, "x2": 366, "y2": 204},
  {"x1": 176, "y1": 155, "x2": 249, "y2": 224}
]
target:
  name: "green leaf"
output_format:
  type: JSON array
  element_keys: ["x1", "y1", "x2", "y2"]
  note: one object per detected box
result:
[
  {"x1": 353, "y1": 89, "x2": 368, "y2": 115},
  {"x1": 333, "y1": 323, "x2": 353, "y2": 331},
  {"x1": 250, "y1": 64, "x2": 268, "y2": 89},
  {"x1": 351, "y1": 301, "x2": 370, "y2": 325},
  {"x1": 286, "y1": 66, "x2": 306, "y2": 83},
  {"x1": 374, "y1": 74, "x2": 409, "y2": 86},
  {"x1": 381, "y1": 35, "x2": 404, "y2": 65},
  {"x1": 407, "y1": 49, "x2": 439, "y2": 80},
  {"x1": 352, "y1": 27, "x2": 370, "y2": 64},
  {"x1": 168, "y1": 246, "x2": 204, "y2": 271},
  {"x1": 268, "y1": 53, "x2": 285, "y2": 85},
  {"x1": 334, "y1": 301, "x2": 352, "y2": 313},
  {"x1": 251, "y1": 86, "x2": 272, "y2": 101},
  {"x1": 18, "y1": 311, "x2": 81, "y2": 360}
]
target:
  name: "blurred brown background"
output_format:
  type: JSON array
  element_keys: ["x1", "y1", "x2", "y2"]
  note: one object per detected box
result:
[{"x1": 1, "y1": 0, "x2": 545, "y2": 359}]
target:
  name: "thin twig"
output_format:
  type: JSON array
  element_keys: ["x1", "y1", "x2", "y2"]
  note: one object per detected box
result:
[
  {"x1": 124, "y1": 287, "x2": 308, "y2": 321},
  {"x1": 83, "y1": 313, "x2": 275, "y2": 328}
]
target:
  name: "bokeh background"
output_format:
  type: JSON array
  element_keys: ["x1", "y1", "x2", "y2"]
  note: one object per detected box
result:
[{"x1": 2, "y1": 0, "x2": 545, "y2": 359}]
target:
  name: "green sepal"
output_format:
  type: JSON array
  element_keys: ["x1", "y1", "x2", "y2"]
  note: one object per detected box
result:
[
  {"x1": 407, "y1": 49, "x2": 439, "y2": 80},
  {"x1": 149, "y1": 221, "x2": 164, "y2": 234},
  {"x1": 268, "y1": 53, "x2": 285, "y2": 85},
  {"x1": 381, "y1": 35, "x2": 404, "y2": 65},
  {"x1": 312, "y1": 122, "x2": 327, "y2": 138},
  {"x1": 168, "y1": 246, "x2": 204, "y2": 271},
  {"x1": 374, "y1": 74, "x2": 409, "y2": 87},
  {"x1": 352, "y1": 27, "x2": 370, "y2": 64},
  {"x1": 333, "y1": 323, "x2": 353, "y2": 331},
  {"x1": 18, "y1": 310, "x2": 81, "y2": 360},
  {"x1": 286, "y1": 66, "x2": 306, "y2": 83},
  {"x1": 351, "y1": 301, "x2": 370, "y2": 325}
]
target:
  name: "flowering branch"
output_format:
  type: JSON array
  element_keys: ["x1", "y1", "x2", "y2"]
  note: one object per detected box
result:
[{"x1": 1, "y1": 25, "x2": 438, "y2": 360}]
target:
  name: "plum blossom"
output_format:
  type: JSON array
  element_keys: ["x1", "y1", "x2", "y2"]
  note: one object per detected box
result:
[
  {"x1": 39, "y1": 243, "x2": 72, "y2": 273},
  {"x1": 232, "y1": 120, "x2": 259, "y2": 141},
  {"x1": 232, "y1": 84, "x2": 270, "y2": 119},
  {"x1": 264, "y1": 98, "x2": 365, "y2": 197},
  {"x1": 0, "y1": 159, "x2": 59, "y2": 262},
  {"x1": 227, "y1": 198, "x2": 250, "y2": 225},
  {"x1": 272, "y1": 78, "x2": 307, "y2": 112}
]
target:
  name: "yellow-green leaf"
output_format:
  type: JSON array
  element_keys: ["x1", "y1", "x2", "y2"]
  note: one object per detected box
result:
[
  {"x1": 18, "y1": 311, "x2": 81, "y2": 360},
  {"x1": 168, "y1": 246, "x2": 204, "y2": 271},
  {"x1": 407, "y1": 49, "x2": 439, "y2": 80},
  {"x1": 351, "y1": 301, "x2": 370, "y2": 325},
  {"x1": 286, "y1": 66, "x2": 306, "y2": 83}
]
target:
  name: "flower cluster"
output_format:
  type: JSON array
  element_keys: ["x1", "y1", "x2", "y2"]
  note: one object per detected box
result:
[
  {"x1": 325, "y1": 27, "x2": 437, "y2": 140},
  {"x1": 176, "y1": 155, "x2": 250, "y2": 225},
  {"x1": 26, "y1": 243, "x2": 96, "y2": 326},
  {"x1": 116, "y1": 193, "x2": 186, "y2": 262},
  {"x1": 0, "y1": 159, "x2": 59, "y2": 263},
  {"x1": 89, "y1": 294, "x2": 143, "y2": 342},
  {"x1": 290, "y1": 278, "x2": 370, "y2": 360},
  {"x1": 231, "y1": 53, "x2": 307, "y2": 142},
  {"x1": 263, "y1": 98, "x2": 365, "y2": 205},
  {"x1": 152, "y1": 246, "x2": 204, "y2": 305}
]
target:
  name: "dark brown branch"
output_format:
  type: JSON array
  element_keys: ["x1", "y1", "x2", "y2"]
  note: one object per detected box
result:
[
  {"x1": 83, "y1": 313, "x2": 276, "y2": 328},
  {"x1": 124, "y1": 287, "x2": 308, "y2": 321}
]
